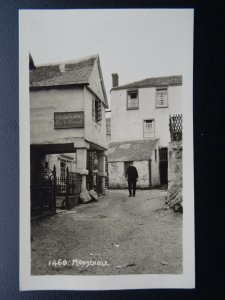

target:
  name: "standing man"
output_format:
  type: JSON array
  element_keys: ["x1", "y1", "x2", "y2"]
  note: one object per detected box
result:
[{"x1": 125, "y1": 161, "x2": 138, "y2": 197}]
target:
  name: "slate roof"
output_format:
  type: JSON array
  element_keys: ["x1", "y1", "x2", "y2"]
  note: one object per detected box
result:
[
  {"x1": 108, "y1": 139, "x2": 159, "y2": 162},
  {"x1": 111, "y1": 75, "x2": 182, "y2": 91},
  {"x1": 30, "y1": 56, "x2": 97, "y2": 88}
]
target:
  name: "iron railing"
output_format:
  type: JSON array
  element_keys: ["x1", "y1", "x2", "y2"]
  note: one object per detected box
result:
[
  {"x1": 31, "y1": 166, "x2": 82, "y2": 217},
  {"x1": 31, "y1": 166, "x2": 56, "y2": 217}
]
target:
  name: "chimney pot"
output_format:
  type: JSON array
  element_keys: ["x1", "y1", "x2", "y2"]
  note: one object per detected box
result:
[
  {"x1": 29, "y1": 53, "x2": 35, "y2": 70},
  {"x1": 112, "y1": 73, "x2": 119, "y2": 88}
]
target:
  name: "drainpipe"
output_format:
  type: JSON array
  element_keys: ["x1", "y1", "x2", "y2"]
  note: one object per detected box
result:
[{"x1": 148, "y1": 159, "x2": 152, "y2": 189}]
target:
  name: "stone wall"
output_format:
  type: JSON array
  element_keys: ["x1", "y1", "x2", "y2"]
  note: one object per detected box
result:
[
  {"x1": 167, "y1": 141, "x2": 183, "y2": 212},
  {"x1": 108, "y1": 160, "x2": 152, "y2": 189},
  {"x1": 108, "y1": 161, "x2": 127, "y2": 188}
]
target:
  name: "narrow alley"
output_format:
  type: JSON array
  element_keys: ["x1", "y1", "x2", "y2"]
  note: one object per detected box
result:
[{"x1": 31, "y1": 189, "x2": 182, "y2": 275}]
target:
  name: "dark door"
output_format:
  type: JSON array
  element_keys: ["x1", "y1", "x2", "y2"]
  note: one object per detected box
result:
[{"x1": 159, "y1": 148, "x2": 168, "y2": 185}]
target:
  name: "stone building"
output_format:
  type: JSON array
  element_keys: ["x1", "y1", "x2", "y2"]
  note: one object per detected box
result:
[
  {"x1": 30, "y1": 54, "x2": 108, "y2": 201},
  {"x1": 108, "y1": 139, "x2": 160, "y2": 188},
  {"x1": 108, "y1": 74, "x2": 182, "y2": 188}
]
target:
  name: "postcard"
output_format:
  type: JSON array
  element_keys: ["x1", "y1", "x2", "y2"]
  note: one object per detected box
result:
[{"x1": 19, "y1": 8, "x2": 194, "y2": 290}]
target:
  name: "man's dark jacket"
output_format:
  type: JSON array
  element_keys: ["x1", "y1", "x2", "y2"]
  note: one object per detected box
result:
[{"x1": 126, "y1": 166, "x2": 138, "y2": 181}]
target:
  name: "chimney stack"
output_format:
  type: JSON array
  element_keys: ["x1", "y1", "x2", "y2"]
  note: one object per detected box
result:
[
  {"x1": 112, "y1": 73, "x2": 119, "y2": 88},
  {"x1": 29, "y1": 53, "x2": 35, "y2": 70}
]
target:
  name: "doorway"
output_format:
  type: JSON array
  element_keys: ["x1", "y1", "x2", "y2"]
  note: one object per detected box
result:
[{"x1": 159, "y1": 148, "x2": 168, "y2": 185}]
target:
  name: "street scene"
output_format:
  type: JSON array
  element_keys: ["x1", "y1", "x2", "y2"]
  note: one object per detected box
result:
[
  {"x1": 22, "y1": 10, "x2": 193, "y2": 280},
  {"x1": 31, "y1": 189, "x2": 182, "y2": 275}
]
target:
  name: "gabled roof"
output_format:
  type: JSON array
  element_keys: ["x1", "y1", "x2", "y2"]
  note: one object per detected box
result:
[
  {"x1": 111, "y1": 75, "x2": 182, "y2": 91},
  {"x1": 30, "y1": 55, "x2": 108, "y2": 107},
  {"x1": 108, "y1": 139, "x2": 159, "y2": 162}
]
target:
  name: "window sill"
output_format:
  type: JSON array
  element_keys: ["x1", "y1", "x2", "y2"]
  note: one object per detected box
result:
[{"x1": 127, "y1": 107, "x2": 139, "y2": 110}]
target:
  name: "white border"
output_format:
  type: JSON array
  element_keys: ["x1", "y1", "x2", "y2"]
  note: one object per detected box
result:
[{"x1": 19, "y1": 9, "x2": 195, "y2": 290}]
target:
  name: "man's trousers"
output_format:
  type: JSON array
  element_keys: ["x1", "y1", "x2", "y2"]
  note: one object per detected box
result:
[{"x1": 128, "y1": 179, "x2": 137, "y2": 196}]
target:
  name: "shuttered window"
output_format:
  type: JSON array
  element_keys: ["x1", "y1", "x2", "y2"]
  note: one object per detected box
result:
[
  {"x1": 92, "y1": 97, "x2": 102, "y2": 123},
  {"x1": 127, "y1": 90, "x2": 139, "y2": 109}
]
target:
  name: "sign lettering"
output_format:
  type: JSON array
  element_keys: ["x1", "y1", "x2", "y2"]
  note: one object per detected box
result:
[{"x1": 54, "y1": 112, "x2": 84, "y2": 129}]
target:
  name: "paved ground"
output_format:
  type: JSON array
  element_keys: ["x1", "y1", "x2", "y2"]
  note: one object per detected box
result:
[{"x1": 31, "y1": 189, "x2": 182, "y2": 275}]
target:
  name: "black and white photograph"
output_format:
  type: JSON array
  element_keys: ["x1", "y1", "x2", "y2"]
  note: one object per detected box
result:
[{"x1": 19, "y1": 9, "x2": 194, "y2": 290}]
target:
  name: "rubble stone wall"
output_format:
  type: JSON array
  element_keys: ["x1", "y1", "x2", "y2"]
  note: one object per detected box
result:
[
  {"x1": 167, "y1": 141, "x2": 183, "y2": 212},
  {"x1": 108, "y1": 160, "x2": 150, "y2": 189}
]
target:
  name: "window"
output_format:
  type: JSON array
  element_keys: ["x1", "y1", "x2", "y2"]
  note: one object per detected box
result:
[
  {"x1": 92, "y1": 97, "x2": 102, "y2": 123},
  {"x1": 124, "y1": 161, "x2": 133, "y2": 175},
  {"x1": 127, "y1": 90, "x2": 139, "y2": 110},
  {"x1": 144, "y1": 120, "x2": 155, "y2": 138},
  {"x1": 156, "y1": 88, "x2": 168, "y2": 107}
]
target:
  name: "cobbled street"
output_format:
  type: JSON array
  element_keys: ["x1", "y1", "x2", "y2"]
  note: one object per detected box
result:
[{"x1": 31, "y1": 189, "x2": 182, "y2": 275}]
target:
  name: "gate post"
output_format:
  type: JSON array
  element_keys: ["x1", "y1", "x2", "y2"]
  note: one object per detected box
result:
[
  {"x1": 53, "y1": 165, "x2": 56, "y2": 213},
  {"x1": 97, "y1": 151, "x2": 107, "y2": 195},
  {"x1": 66, "y1": 167, "x2": 70, "y2": 210}
]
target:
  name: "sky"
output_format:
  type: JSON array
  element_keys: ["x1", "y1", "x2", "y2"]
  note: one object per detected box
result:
[{"x1": 20, "y1": 9, "x2": 193, "y2": 108}]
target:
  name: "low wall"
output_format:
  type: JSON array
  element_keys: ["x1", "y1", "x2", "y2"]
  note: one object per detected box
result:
[{"x1": 167, "y1": 141, "x2": 183, "y2": 212}]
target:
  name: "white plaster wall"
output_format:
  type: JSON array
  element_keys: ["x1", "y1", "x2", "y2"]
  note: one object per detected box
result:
[
  {"x1": 111, "y1": 86, "x2": 182, "y2": 147},
  {"x1": 134, "y1": 161, "x2": 149, "y2": 188},
  {"x1": 30, "y1": 88, "x2": 84, "y2": 144},
  {"x1": 45, "y1": 153, "x2": 77, "y2": 177},
  {"x1": 84, "y1": 87, "x2": 107, "y2": 149},
  {"x1": 108, "y1": 162, "x2": 127, "y2": 188}
]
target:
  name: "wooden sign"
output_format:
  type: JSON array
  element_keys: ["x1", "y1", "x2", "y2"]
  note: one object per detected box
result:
[{"x1": 54, "y1": 111, "x2": 84, "y2": 129}]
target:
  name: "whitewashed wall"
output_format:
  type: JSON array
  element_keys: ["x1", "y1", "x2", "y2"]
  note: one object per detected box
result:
[
  {"x1": 150, "y1": 149, "x2": 160, "y2": 187},
  {"x1": 30, "y1": 88, "x2": 84, "y2": 145},
  {"x1": 111, "y1": 86, "x2": 182, "y2": 147},
  {"x1": 134, "y1": 161, "x2": 149, "y2": 188},
  {"x1": 108, "y1": 159, "x2": 160, "y2": 189},
  {"x1": 84, "y1": 87, "x2": 107, "y2": 150},
  {"x1": 45, "y1": 153, "x2": 77, "y2": 177}
]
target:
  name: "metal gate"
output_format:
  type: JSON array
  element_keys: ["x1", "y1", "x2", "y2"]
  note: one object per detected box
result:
[
  {"x1": 31, "y1": 166, "x2": 56, "y2": 217},
  {"x1": 56, "y1": 168, "x2": 81, "y2": 210}
]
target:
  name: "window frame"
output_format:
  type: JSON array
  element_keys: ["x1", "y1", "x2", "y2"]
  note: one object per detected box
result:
[
  {"x1": 155, "y1": 87, "x2": 168, "y2": 108},
  {"x1": 143, "y1": 119, "x2": 155, "y2": 138},
  {"x1": 127, "y1": 90, "x2": 139, "y2": 110},
  {"x1": 92, "y1": 97, "x2": 102, "y2": 124}
]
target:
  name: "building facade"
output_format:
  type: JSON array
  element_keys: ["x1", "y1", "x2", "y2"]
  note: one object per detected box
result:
[
  {"x1": 30, "y1": 54, "x2": 108, "y2": 207},
  {"x1": 108, "y1": 74, "x2": 182, "y2": 188}
]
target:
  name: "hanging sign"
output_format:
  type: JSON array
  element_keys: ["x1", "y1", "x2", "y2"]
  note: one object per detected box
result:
[{"x1": 54, "y1": 111, "x2": 84, "y2": 129}]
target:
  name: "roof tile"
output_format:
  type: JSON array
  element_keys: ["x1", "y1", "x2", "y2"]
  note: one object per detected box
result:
[
  {"x1": 111, "y1": 75, "x2": 182, "y2": 91},
  {"x1": 30, "y1": 56, "x2": 97, "y2": 88},
  {"x1": 108, "y1": 139, "x2": 159, "y2": 162}
]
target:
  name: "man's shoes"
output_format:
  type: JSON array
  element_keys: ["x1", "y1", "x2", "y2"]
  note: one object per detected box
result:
[
  {"x1": 133, "y1": 195, "x2": 135, "y2": 197},
  {"x1": 128, "y1": 195, "x2": 132, "y2": 197}
]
